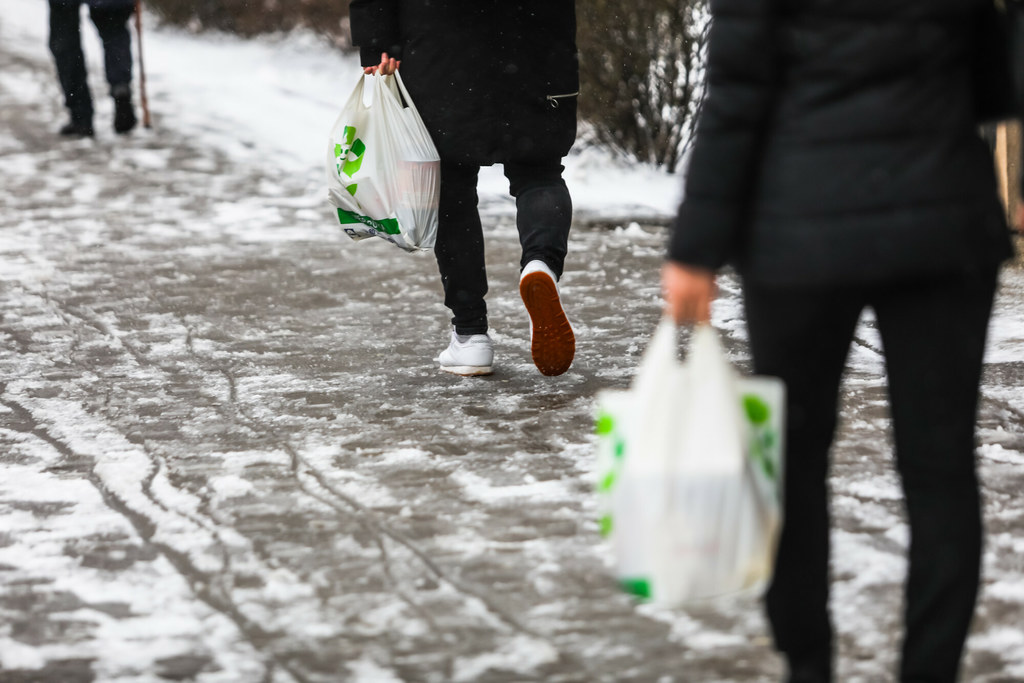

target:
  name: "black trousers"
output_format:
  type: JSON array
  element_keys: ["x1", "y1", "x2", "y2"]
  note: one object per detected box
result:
[
  {"x1": 744, "y1": 269, "x2": 998, "y2": 683},
  {"x1": 434, "y1": 159, "x2": 572, "y2": 335},
  {"x1": 49, "y1": 1, "x2": 134, "y2": 123}
]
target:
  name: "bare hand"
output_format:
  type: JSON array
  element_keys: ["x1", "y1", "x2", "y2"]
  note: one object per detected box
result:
[
  {"x1": 1015, "y1": 204, "x2": 1024, "y2": 234},
  {"x1": 661, "y1": 261, "x2": 716, "y2": 324},
  {"x1": 363, "y1": 52, "x2": 400, "y2": 76}
]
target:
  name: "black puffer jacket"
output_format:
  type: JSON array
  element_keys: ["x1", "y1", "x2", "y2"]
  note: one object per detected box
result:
[
  {"x1": 670, "y1": 0, "x2": 1015, "y2": 285},
  {"x1": 349, "y1": 1, "x2": 578, "y2": 165}
]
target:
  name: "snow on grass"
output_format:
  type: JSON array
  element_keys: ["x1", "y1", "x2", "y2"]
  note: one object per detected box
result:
[{"x1": 3, "y1": 0, "x2": 683, "y2": 223}]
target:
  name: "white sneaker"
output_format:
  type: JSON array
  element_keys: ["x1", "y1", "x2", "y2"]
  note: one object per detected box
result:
[
  {"x1": 437, "y1": 330, "x2": 493, "y2": 376},
  {"x1": 519, "y1": 260, "x2": 575, "y2": 376}
]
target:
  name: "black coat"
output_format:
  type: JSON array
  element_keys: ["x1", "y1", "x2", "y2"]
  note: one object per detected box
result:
[
  {"x1": 670, "y1": 0, "x2": 1015, "y2": 285},
  {"x1": 349, "y1": 1, "x2": 578, "y2": 165}
]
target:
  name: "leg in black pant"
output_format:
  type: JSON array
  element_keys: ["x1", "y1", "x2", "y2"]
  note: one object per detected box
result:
[
  {"x1": 744, "y1": 283, "x2": 866, "y2": 683},
  {"x1": 872, "y1": 271, "x2": 997, "y2": 682},
  {"x1": 49, "y1": 0, "x2": 92, "y2": 126},
  {"x1": 434, "y1": 161, "x2": 488, "y2": 335},
  {"x1": 504, "y1": 160, "x2": 572, "y2": 279},
  {"x1": 434, "y1": 159, "x2": 572, "y2": 336},
  {"x1": 89, "y1": 5, "x2": 134, "y2": 92},
  {"x1": 91, "y1": 5, "x2": 136, "y2": 132}
]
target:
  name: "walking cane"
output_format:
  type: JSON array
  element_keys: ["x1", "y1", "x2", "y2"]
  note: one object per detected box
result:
[{"x1": 134, "y1": 0, "x2": 152, "y2": 128}]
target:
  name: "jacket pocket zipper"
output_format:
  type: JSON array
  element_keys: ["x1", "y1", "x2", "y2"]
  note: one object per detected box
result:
[{"x1": 546, "y1": 91, "x2": 580, "y2": 108}]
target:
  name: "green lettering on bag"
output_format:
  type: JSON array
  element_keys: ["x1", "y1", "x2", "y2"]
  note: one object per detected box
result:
[
  {"x1": 598, "y1": 471, "x2": 616, "y2": 493},
  {"x1": 619, "y1": 577, "x2": 651, "y2": 599},
  {"x1": 595, "y1": 413, "x2": 614, "y2": 435},
  {"x1": 599, "y1": 514, "x2": 613, "y2": 537},
  {"x1": 337, "y1": 208, "x2": 400, "y2": 235},
  {"x1": 346, "y1": 184, "x2": 358, "y2": 197}
]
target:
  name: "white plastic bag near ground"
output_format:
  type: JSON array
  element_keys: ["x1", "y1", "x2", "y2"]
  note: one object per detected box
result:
[
  {"x1": 326, "y1": 71, "x2": 439, "y2": 251},
  {"x1": 595, "y1": 320, "x2": 785, "y2": 605}
]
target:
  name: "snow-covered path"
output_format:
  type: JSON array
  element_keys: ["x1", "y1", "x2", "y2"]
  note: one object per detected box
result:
[{"x1": 1, "y1": 4, "x2": 1023, "y2": 682}]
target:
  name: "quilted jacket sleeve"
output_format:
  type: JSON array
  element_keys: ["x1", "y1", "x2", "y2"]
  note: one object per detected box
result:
[
  {"x1": 668, "y1": 0, "x2": 780, "y2": 270},
  {"x1": 349, "y1": 0, "x2": 402, "y2": 67}
]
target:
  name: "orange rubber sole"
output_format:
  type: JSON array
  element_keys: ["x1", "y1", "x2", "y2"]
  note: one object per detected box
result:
[{"x1": 520, "y1": 271, "x2": 575, "y2": 376}]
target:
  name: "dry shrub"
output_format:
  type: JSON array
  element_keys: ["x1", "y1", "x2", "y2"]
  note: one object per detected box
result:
[
  {"x1": 577, "y1": 0, "x2": 709, "y2": 170},
  {"x1": 144, "y1": 0, "x2": 351, "y2": 46}
]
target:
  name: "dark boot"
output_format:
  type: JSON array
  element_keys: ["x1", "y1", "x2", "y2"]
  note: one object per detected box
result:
[
  {"x1": 59, "y1": 119, "x2": 95, "y2": 138},
  {"x1": 111, "y1": 83, "x2": 137, "y2": 134},
  {"x1": 785, "y1": 650, "x2": 833, "y2": 683}
]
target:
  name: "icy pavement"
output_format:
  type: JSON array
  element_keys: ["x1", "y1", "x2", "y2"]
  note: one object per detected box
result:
[{"x1": 2, "y1": 11, "x2": 1024, "y2": 683}]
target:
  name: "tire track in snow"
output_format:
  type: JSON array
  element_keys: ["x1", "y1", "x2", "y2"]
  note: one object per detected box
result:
[
  {"x1": 18, "y1": 273, "x2": 583, "y2": 679},
  {"x1": 31, "y1": 298, "x2": 406, "y2": 681},
  {"x1": 0, "y1": 384, "x2": 302, "y2": 683},
  {"x1": 171, "y1": 289, "x2": 585, "y2": 674},
  {"x1": 0, "y1": 287, "x2": 363, "y2": 681}
]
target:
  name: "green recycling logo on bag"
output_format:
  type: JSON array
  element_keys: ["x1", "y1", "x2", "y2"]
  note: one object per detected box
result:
[{"x1": 334, "y1": 125, "x2": 366, "y2": 197}]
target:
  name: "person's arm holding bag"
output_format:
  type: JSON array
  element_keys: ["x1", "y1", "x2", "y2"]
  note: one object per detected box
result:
[{"x1": 664, "y1": 0, "x2": 781, "y2": 322}]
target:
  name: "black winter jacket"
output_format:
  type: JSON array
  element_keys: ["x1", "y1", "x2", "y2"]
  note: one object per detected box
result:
[
  {"x1": 349, "y1": 0, "x2": 578, "y2": 165},
  {"x1": 670, "y1": 0, "x2": 1015, "y2": 285}
]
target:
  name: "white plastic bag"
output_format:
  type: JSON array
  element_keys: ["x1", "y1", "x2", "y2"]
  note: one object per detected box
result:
[
  {"x1": 595, "y1": 320, "x2": 785, "y2": 605},
  {"x1": 326, "y1": 71, "x2": 439, "y2": 251}
]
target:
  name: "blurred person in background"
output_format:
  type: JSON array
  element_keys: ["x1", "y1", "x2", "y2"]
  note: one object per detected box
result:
[
  {"x1": 349, "y1": 1, "x2": 578, "y2": 378},
  {"x1": 49, "y1": 0, "x2": 137, "y2": 137},
  {"x1": 662, "y1": 0, "x2": 1015, "y2": 680}
]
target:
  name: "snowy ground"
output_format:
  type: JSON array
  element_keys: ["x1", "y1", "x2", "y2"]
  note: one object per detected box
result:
[{"x1": 1, "y1": 3, "x2": 1023, "y2": 682}]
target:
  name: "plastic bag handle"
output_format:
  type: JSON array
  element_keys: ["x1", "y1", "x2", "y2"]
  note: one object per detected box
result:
[
  {"x1": 632, "y1": 317, "x2": 719, "y2": 401},
  {"x1": 389, "y1": 71, "x2": 426, "y2": 120},
  {"x1": 631, "y1": 316, "x2": 678, "y2": 406},
  {"x1": 344, "y1": 73, "x2": 369, "y2": 112}
]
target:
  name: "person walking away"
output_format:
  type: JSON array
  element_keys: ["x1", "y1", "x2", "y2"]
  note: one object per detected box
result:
[
  {"x1": 48, "y1": 0, "x2": 138, "y2": 137},
  {"x1": 661, "y1": 0, "x2": 1015, "y2": 680},
  {"x1": 349, "y1": 1, "x2": 579, "y2": 377}
]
